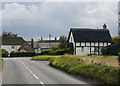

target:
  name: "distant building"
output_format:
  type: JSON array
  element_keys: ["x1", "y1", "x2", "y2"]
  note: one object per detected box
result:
[
  {"x1": 67, "y1": 24, "x2": 112, "y2": 55},
  {"x1": 34, "y1": 37, "x2": 59, "y2": 49},
  {"x1": 1, "y1": 37, "x2": 33, "y2": 54}
]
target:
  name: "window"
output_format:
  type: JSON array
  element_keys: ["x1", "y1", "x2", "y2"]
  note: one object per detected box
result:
[
  {"x1": 94, "y1": 47, "x2": 98, "y2": 52},
  {"x1": 11, "y1": 45, "x2": 15, "y2": 49},
  {"x1": 24, "y1": 46, "x2": 29, "y2": 50},
  {"x1": 81, "y1": 47, "x2": 84, "y2": 52}
]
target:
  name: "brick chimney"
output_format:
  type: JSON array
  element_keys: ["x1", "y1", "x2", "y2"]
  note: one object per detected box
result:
[
  {"x1": 31, "y1": 38, "x2": 34, "y2": 49},
  {"x1": 103, "y1": 23, "x2": 107, "y2": 29},
  {"x1": 55, "y1": 37, "x2": 57, "y2": 41},
  {"x1": 41, "y1": 37, "x2": 43, "y2": 41}
]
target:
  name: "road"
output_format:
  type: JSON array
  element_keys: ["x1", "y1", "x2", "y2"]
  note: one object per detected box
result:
[{"x1": 2, "y1": 58, "x2": 91, "y2": 85}]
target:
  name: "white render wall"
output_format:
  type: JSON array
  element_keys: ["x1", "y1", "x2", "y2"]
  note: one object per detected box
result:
[
  {"x1": 69, "y1": 32, "x2": 75, "y2": 54},
  {"x1": 76, "y1": 47, "x2": 90, "y2": 55},
  {"x1": 75, "y1": 42, "x2": 112, "y2": 55},
  {"x1": 1, "y1": 45, "x2": 21, "y2": 54}
]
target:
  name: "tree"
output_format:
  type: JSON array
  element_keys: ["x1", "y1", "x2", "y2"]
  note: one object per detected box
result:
[
  {"x1": 1, "y1": 49, "x2": 9, "y2": 57},
  {"x1": 112, "y1": 36, "x2": 120, "y2": 44},
  {"x1": 2, "y1": 31, "x2": 18, "y2": 37},
  {"x1": 101, "y1": 47, "x2": 108, "y2": 56},
  {"x1": 59, "y1": 36, "x2": 67, "y2": 49}
]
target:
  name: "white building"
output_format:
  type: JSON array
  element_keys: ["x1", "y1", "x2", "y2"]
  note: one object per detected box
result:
[
  {"x1": 1, "y1": 37, "x2": 25, "y2": 54},
  {"x1": 68, "y1": 24, "x2": 112, "y2": 55}
]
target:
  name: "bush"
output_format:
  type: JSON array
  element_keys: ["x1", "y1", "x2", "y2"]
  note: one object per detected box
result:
[
  {"x1": 41, "y1": 50, "x2": 50, "y2": 55},
  {"x1": 41, "y1": 49, "x2": 69, "y2": 55},
  {"x1": 2, "y1": 49, "x2": 9, "y2": 57},
  {"x1": 101, "y1": 47, "x2": 108, "y2": 55},
  {"x1": 49, "y1": 55, "x2": 119, "y2": 85},
  {"x1": 10, "y1": 51, "x2": 36, "y2": 57},
  {"x1": 48, "y1": 49, "x2": 69, "y2": 55}
]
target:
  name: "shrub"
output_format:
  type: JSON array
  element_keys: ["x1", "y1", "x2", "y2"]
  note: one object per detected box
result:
[
  {"x1": 41, "y1": 50, "x2": 50, "y2": 55},
  {"x1": 10, "y1": 51, "x2": 36, "y2": 57},
  {"x1": 101, "y1": 47, "x2": 108, "y2": 55},
  {"x1": 48, "y1": 49, "x2": 69, "y2": 55},
  {"x1": 49, "y1": 55, "x2": 119, "y2": 85},
  {"x1": 41, "y1": 49, "x2": 69, "y2": 55},
  {"x1": 2, "y1": 49, "x2": 9, "y2": 57}
]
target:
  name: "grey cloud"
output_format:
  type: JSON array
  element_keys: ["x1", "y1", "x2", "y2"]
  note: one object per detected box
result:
[{"x1": 2, "y1": 2, "x2": 118, "y2": 40}]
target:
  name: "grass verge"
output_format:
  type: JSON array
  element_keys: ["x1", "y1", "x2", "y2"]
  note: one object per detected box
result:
[
  {"x1": 0, "y1": 57, "x2": 3, "y2": 71},
  {"x1": 49, "y1": 55, "x2": 119, "y2": 85},
  {"x1": 31, "y1": 55, "x2": 60, "y2": 61}
]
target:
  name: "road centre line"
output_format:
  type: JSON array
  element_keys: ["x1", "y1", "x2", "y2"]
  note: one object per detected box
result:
[
  {"x1": 29, "y1": 70, "x2": 32, "y2": 73},
  {"x1": 18, "y1": 60, "x2": 44, "y2": 85},
  {"x1": 33, "y1": 74, "x2": 39, "y2": 80}
]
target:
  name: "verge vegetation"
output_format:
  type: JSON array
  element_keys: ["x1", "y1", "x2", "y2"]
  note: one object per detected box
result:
[
  {"x1": 0, "y1": 57, "x2": 3, "y2": 71},
  {"x1": 49, "y1": 55, "x2": 119, "y2": 85},
  {"x1": 31, "y1": 55, "x2": 60, "y2": 61}
]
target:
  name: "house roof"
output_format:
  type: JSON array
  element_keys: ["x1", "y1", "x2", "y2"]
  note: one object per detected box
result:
[
  {"x1": 1, "y1": 36, "x2": 25, "y2": 45},
  {"x1": 68, "y1": 28, "x2": 112, "y2": 42}
]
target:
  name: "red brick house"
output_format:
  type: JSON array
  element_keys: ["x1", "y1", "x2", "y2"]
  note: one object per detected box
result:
[{"x1": 18, "y1": 41, "x2": 33, "y2": 52}]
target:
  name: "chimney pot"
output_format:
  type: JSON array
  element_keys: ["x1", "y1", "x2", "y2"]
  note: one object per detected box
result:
[
  {"x1": 55, "y1": 37, "x2": 57, "y2": 41},
  {"x1": 31, "y1": 38, "x2": 34, "y2": 49},
  {"x1": 103, "y1": 23, "x2": 107, "y2": 29}
]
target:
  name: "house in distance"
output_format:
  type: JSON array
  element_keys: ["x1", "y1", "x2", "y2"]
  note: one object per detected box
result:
[
  {"x1": 68, "y1": 24, "x2": 112, "y2": 55},
  {"x1": 1, "y1": 36, "x2": 33, "y2": 54}
]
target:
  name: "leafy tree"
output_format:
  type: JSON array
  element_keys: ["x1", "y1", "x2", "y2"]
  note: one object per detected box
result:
[
  {"x1": 101, "y1": 47, "x2": 108, "y2": 56},
  {"x1": 38, "y1": 39, "x2": 45, "y2": 43},
  {"x1": 2, "y1": 31, "x2": 18, "y2": 37},
  {"x1": 1, "y1": 49, "x2": 9, "y2": 57},
  {"x1": 112, "y1": 36, "x2": 120, "y2": 44},
  {"x1": 59, "y1": 36, "x2": 67, "y2": 49}
]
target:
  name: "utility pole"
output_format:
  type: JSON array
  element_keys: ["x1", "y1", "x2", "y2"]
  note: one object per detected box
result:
[{"x1": 49, "y1": 34, "x2": 51, "y2": 49}]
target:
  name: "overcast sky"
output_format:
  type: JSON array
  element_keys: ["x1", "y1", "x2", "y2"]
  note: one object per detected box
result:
[{"x1": 1, "y1": 2, "x2": 118, "y2": 41}]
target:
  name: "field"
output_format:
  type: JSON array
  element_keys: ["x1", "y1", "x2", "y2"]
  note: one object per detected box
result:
[
  {"x1": 49, "y1": 55, "x2": 119, "y2": 85},
  {"x1": 31, "y1": 55, "x2": 60, "y2": 61}
]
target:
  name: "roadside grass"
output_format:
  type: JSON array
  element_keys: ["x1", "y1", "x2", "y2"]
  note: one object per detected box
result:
[
  {"x1": 16, "y1": 57, "x2": 31, "y2": 58},
  {"x1": 31, "y1": 55, "x2": 60, "y2": 61},
  {"x1": 0, "y1": 57, "x2": 3, "y2": 71},
  {"x1": 79, "y1": 55, "x2": 118, "y2": 67},
  {"x1": 49, "y1": 55, "x2": 119, "y2": 85}
]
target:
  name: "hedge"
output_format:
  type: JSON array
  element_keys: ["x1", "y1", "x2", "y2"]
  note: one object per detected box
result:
[
  {"x1": 2, "y1": 49, "x2": 9, "y2": 57},
  {"x1": 49, "y1": 55, "x2": 119, "y2": 85},
  {"x1": 41, "y1": 49, "x2": 69, "y2": 55},
  {"x1": 10, "y1": 51, "x2": 36, "y2": 57}
]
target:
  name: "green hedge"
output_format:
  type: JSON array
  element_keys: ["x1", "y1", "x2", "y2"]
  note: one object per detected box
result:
[
  {"x1": 41, "y1": 49, "x2": 69, "y2": 55},
  {"x1": 10, "y1": 51, "x2": 36, "y2": 57},
  {"x1": 49, "y1": 55, "x2": 119, "y2": 85},
  {"x1": 2, "y1": 49, "x2": 9, "y2": 57}
]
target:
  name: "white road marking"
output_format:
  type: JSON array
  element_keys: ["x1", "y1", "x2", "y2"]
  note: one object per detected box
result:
[
  {"x1": 29, "y1": 70, "x2": 32, "y2": 73},
  {"x1": 18, "y1": 60, "x2": 44, "y2": 85},
  {"x1": 33, "y1": 74, "x2": 38, "y2": 80},
  {"x1": 40, "y1": 82, "x2": 44, "y2": 84},
  {"x1": 26, "y1": 67, "x2": 29, "y2": 69}
]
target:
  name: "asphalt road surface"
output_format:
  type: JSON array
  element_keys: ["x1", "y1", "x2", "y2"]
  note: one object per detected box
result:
[{"x1": 2, "y1": 58, "x2": 92, "y2": 86}]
